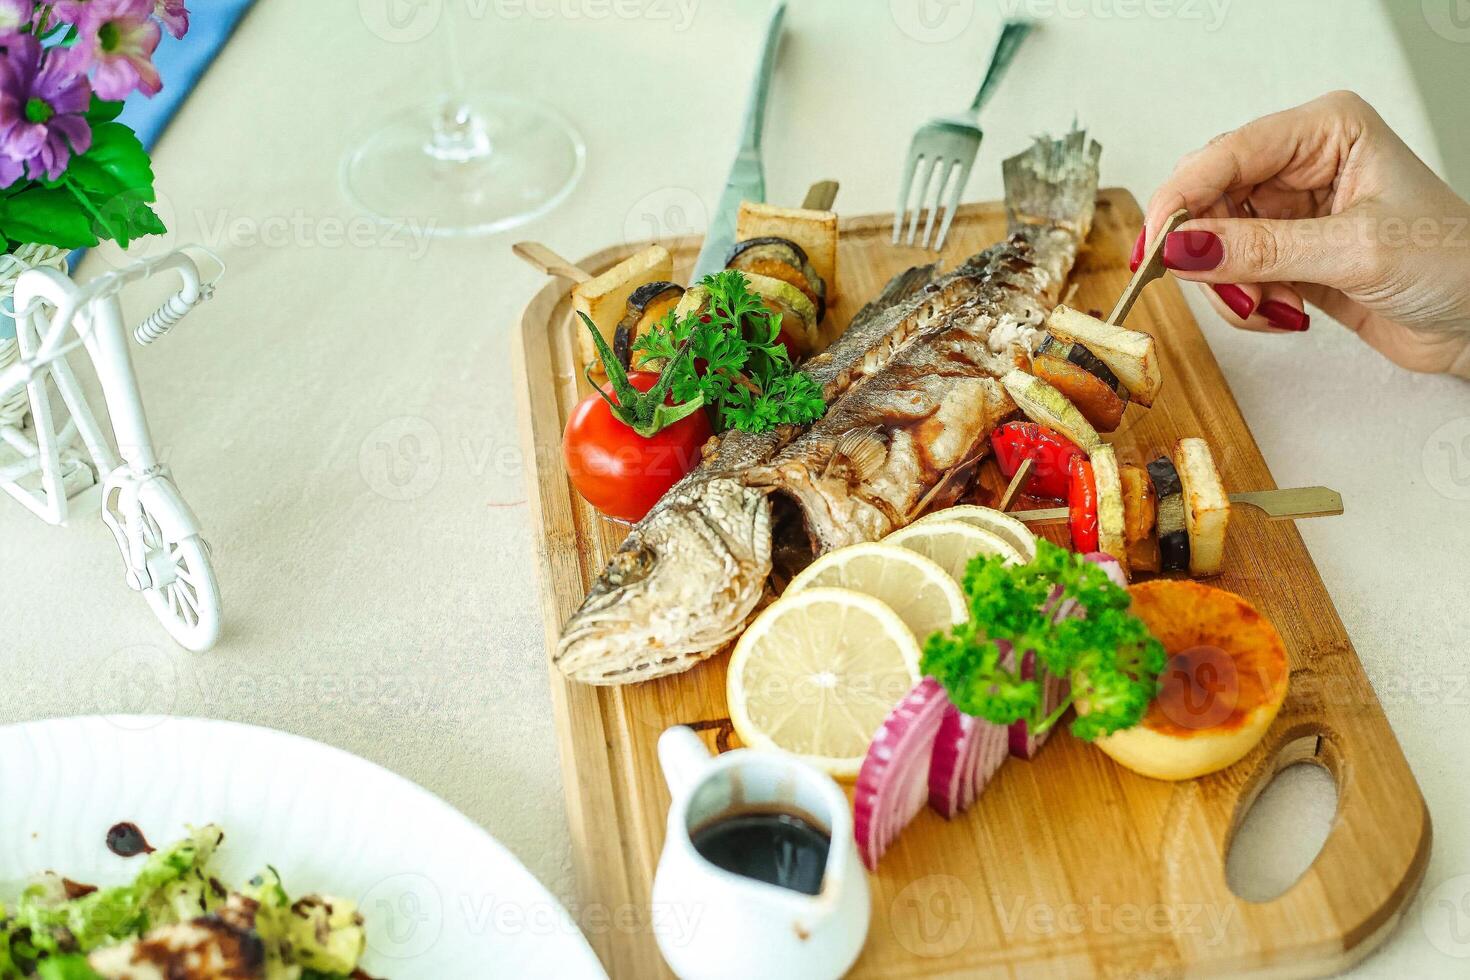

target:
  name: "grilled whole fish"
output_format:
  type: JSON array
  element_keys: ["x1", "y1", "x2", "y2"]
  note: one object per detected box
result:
[{"x1": 556, "y1": 130, "x2": 1102, "y2": 685}]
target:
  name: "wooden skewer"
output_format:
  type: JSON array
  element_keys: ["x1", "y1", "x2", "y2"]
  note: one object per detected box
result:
[
  {"x1": 1011, "y1": 486, "x2": 1344, "y2": 525},
  {"x1": 512, "y1": 241, "x2": 591, "y2": 284},
  {"x1": 997, "y1": 457, "x2": 1034, "y2": 512},
  {"x1": 1105, "y1": 207, "x2": 1189, "y2": 326},
  {"x1": 802, "y1": 180, "x2": 840, "y2": 212}
]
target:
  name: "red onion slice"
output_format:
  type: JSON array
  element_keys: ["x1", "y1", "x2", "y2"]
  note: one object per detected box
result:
[{"x1": 854, "y1": 677, "x2": 949, "y2": 870}]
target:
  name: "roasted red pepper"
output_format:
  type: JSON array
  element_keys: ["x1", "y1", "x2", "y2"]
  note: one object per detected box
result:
[
  {"x1": 1068, "y1": 455, "x2": 1100, "y2": 553},
  {"x1": 990, "y1": 422, "x2": 1084, "y2": 501}
]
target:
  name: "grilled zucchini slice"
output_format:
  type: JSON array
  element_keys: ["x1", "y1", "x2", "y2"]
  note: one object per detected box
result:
[
  {"x1": 1090, "y1": 445, "x2": 1128, "y2": 576},
  {"x1": 999, "y1": 370, "x2": 1102, "y2": 452},
  {"x1": 726, "y1": 237, "x2": 827, "y2": 321},
  {"x1": 1044, "y1": 305, "x2": 1163, "y2": 406},
  {"x1": 1173, "y1": 437, "x2": 1230, "y2": 577}
]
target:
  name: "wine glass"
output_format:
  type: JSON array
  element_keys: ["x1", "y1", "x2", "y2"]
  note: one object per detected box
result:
[{"x1": 343, "y1": 1, "x2": 585, "y2": 238}]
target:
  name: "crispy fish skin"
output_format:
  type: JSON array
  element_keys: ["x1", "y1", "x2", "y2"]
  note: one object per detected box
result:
[
  {"x1": 556, "y1": 265, "x2": 989, "y2": 684},
  {"x1": 556, "y1": 130, "x2": 1101, "y2": 685}
]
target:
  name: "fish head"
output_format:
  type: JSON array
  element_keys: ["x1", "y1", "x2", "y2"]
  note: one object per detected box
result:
[{"x1": 555, "y1": 477, "x2": 772, "y2": 685}]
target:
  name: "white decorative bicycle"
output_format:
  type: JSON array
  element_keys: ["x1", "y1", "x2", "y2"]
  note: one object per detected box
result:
[{"x1": 0, "y1": 248, "x2": 225, "y2": 651}]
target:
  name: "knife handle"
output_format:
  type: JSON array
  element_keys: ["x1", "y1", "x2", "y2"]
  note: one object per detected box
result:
[{"x1": 740, "y1": 1, "x2": 787, "y2": 152}]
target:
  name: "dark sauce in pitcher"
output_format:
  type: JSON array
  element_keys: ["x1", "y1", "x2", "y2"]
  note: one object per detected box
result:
[{"x1": 691, "y1": 808, "x2": 830, "y2": 896}]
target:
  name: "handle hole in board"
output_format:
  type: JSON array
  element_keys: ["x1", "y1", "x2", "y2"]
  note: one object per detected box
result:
[{"x1": 1226, "y1": 734, "x2": 1338, "y2": 903}]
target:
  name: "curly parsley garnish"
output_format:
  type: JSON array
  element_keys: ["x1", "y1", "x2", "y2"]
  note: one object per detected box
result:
[
  {"x1": 921, "y1": 540, "x2": 1167, "y2": 741},
  {"x1": 632, "y1": 270, "x2": 826, "y2": 434}
]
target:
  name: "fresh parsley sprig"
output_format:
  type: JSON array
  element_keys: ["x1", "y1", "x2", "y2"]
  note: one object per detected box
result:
[
  {"x1": 921, "y1": 540, "x2": 1167, "y2": 741},
  {"x1": 632, "y1": 270, "x2": 826, "y2": 434}
]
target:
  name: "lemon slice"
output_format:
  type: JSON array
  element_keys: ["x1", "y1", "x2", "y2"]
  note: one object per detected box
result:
[
  {"x1": 883, "y1": 520, "x2": 1024, "y2": 585},
  {"x1": 728, "y1": 587, "x2": 922, "y2": 778},
  {"x1": 786, "y1": 542, "x2": 965, "y2": 643},
  {"x1": 913, "y1": 505, "x2": 1038, "y2": 561}
]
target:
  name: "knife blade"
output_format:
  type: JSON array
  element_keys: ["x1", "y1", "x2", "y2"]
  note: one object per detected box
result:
[
  {"x1": 691, "y1": 1, "x2": 786, "y2": 280},
  {"x1": 1010, "y1": 486, "x2": 1344, "y2": 525}
]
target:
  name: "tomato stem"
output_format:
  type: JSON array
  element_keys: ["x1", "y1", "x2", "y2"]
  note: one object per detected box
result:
[{"x1": 578, "y1": 312, "x2": 704, "y2": 438}]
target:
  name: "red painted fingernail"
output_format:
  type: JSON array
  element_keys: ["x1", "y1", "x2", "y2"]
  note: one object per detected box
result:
[
  {"x1": 1259, "y1": 300, "x2": 1310, "y2": 332},
  {"x1": 1129, "y1": 227, "x2": 1146, "y2": 272},
  {"x1": 1162, "y1": 230, "x2": 1224, "y2": 271},
  {"x1": 1211, "y1": 284, "x2": 1255, "y2": 320}
]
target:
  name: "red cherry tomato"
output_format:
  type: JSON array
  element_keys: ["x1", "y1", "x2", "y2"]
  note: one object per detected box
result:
[
  {"x1": 563, "y1": 372, "x2": 713, "y2": 523},
  {"x1": 1068, "y1": 455, "x2": 1099, "y2": 553}
]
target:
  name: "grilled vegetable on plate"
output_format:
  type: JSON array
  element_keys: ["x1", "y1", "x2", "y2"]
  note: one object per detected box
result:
[
  {"x1": 726, "y1": 237, "x2": 827, "y2": 322},
  {"x1": 571, "y1": 244, "x2": 674, "y2": 373},
  {"x1": 736, "y1": 201, "x2": 839, "y2": 306},
  {"x1": 1032, "y1": 334, "x2": 1130, "y2": 432},
  {"x1": 614, "y1": 280, "x2": 685, "y2": 369},
  {"x1": 1043, "y1": 305, "x2": 1163, "y2": 406}
]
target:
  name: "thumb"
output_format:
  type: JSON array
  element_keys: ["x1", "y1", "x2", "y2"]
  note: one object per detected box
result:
[{"x1": 1161, "y1": 214, "x2": 1376, "y2": 292}]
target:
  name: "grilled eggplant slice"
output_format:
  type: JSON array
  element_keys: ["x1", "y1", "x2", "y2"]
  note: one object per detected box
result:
[
  {"x1": 1000, "y1": 370, "x2": 1102, "y2": 452},
  {"x1": 1090, "y1": 445, "x2": 1128, "y2": 576},
  {"x1": 1149, "y1": 454, "x2": 1190, "y2": 573},
  {"x1": 1033, "y1": 335, "x2": 1129, "y2": 432},
  {"x1": 613, "y1": 280, "x2": 684, "y2": 371},
  {"x1": 726, "y1": 237, "x2": 827, "y2": 321},
  {"x1": 1045, "y1": 305, "x2": 1163, "y2": 406},
  {"x1": 1120, "y1": 463, "x2": 1160, "y2": 573},
  {"x1": 1174, "y1": 437, "x2": 1230, "y2": 577},
  {"x1": 736, "y1": 201, "x2": 839, "y2": 302}
]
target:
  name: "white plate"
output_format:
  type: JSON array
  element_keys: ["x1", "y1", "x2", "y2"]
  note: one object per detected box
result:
[{"x1": 0, "y1": 716, "x2": 606, "y2": 979}]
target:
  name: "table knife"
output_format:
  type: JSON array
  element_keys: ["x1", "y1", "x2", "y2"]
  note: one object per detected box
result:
[{"x1": 691, "y1": 1, "x2": 786, "y2": 280}]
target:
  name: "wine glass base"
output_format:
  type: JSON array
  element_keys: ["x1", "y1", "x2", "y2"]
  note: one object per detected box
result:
[{"x1": 342, "y1": 92, "x2": 585, "y2": 238}]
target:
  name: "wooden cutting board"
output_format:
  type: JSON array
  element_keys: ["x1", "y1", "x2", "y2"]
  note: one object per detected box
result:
[{"x1": 512, "y1": 189, "x2": 1430, "y2": 979}]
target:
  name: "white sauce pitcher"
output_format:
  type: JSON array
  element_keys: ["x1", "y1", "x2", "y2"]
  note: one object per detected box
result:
[{"x1": 651, "y1": 725, "x2": 870, "y2": 979}]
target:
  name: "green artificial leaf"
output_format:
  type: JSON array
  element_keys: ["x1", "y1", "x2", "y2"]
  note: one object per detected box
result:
[
  {"x1": 0, "y1": 186, "x2": 100, "y2": 249},
  {"x1": 84, "y1": 96, "x2": 126, "y2": 125},
  {"x1": 78, "y1": 123, "x2": 157, "y2": 203}
]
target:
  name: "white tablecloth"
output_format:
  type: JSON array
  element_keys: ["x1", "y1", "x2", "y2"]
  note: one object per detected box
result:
[{"x1": 1, "y1": 0, "x2": 1465, "y2": 974}]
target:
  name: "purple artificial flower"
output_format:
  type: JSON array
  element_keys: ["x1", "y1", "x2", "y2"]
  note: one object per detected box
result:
[
  {"x1": 70, "y1": 0, "x2": 160, "y2": 99},
  {"x1": 0, "y1": 0, "x2": 33, "y2": 36},
  {"x1": 154, "y1": 0, "x2": 186, "y2": 39},
  {"x1": 46, "y1": 0, "x2": 92, "y2": 25},
  {"x1": 0, "y1": 35, "x2": 92, "y2": 182}
]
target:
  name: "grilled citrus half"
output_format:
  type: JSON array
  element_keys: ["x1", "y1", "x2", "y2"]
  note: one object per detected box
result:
[{"x1": 1094, "y1": 580, "x2": 1289, "y2": 781}]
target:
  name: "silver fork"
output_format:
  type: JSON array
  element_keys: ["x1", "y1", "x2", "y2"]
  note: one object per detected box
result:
[{"x1": 892, "y1": 20, "x2": 1033, "y2": 251}]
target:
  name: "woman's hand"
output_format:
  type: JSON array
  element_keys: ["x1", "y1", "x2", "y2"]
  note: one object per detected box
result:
[{"x1": 1138, "y1": 90, "x2": 1470, "y2": 379}]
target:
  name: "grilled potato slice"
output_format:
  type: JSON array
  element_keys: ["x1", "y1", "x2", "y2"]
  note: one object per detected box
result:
[
  {"x1": 1173, "y1": 437, "x2": 1230, "y2": 577},
  {"x1": 1045, "y1": 305, "x2": 1163, "y2": 406}
]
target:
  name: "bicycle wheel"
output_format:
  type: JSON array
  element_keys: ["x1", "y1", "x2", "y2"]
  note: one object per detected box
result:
[{"x1": 137, "y1": 504, "x2": 222, "y2": 652}]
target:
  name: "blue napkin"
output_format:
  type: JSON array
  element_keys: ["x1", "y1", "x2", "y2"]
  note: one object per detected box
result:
[{"x1": 117, "y1": 1, "x2": 258, "y2": 149}]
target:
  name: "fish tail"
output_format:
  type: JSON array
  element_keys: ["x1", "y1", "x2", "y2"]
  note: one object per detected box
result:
[{"x1": 1002, "y1": 127, "x2": 1103, "y2": 239}]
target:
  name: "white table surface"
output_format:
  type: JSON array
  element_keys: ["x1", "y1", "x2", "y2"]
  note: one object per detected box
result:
[{"x1": 1, "y1": 0, "x2": 1466, "y2": 975}]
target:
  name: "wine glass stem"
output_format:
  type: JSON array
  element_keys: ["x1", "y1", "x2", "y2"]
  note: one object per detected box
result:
[{"x1": 428, "y1": 0, "x2": 491, "y2": 164}]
